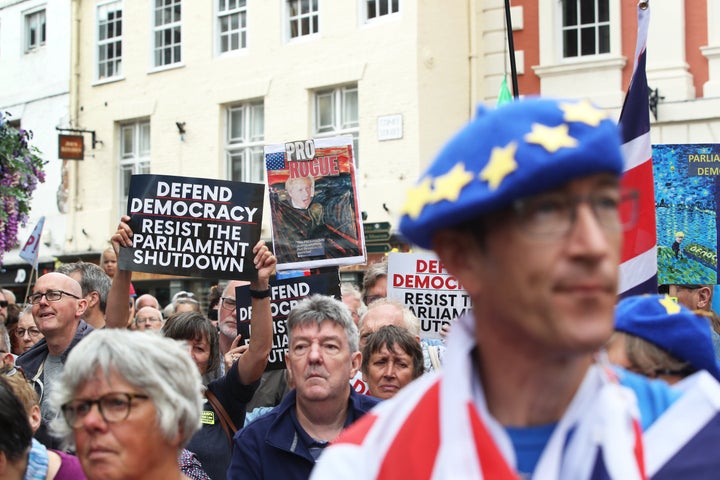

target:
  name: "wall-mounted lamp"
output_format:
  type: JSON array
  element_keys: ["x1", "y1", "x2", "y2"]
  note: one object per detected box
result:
[
  {"x1": 648, "y1": 87, "x2": 664, "y2": 121},
  {"x1": 176, "y1": 122, "x2": 186, "y2": 142}
]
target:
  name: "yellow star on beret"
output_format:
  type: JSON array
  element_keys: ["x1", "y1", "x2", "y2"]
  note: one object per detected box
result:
[
  {"x1": 560, "y1": 100, "x2": 608, "y2": 126},
  {"x1": 401, "y1": 177, "x2": 434, "y2": 219},
  {"x1": 525, "y1": 123, "x2": 578, "y2": 153},
  {"x1": 431, "y1": 163, "x2": 474, "y2": 203},
  {"x1": 659, "y1": 294, "x2": 682, "y2": 314},
  {"x1": 479, "y1": 142, "x2": 518, "y2": 190}
]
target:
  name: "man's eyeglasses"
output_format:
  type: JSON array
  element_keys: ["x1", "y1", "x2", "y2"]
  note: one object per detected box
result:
[
  {"x1": 220, "y1": 297, "x2": 236, "y2": 311},
  {"x1": 511, "y1": 188, "x2": 638, "y2": 240},
  {"x1": 15, "y1": 327, "x2": 42, "y2": 338},
  {"x1": 27, "y1": 290, "x2": 81, "y2": 305},
  {"x1": 0, "y1": 300, "x2": 8, "y2": 308},
  {"x1": 60, "y1": 392, "x2": 150, "y2": 429}
]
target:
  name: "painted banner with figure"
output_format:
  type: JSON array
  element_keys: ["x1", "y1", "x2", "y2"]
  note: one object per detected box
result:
[
  {"x1": 119, "y1": 174, "x2": 264, "y2": 281},
  {"x1": 265, "y1": 136, "x2": 365, "y2": 271},
  {"x1": 653, "y1": 144, "x2": 718, "y2": 285}
]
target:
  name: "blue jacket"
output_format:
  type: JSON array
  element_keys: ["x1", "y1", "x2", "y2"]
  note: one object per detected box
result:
[
  {"x1": 16, "y1": 319, "x2": 94, "y2": 449},
  {"x1": 227, "y1": 388, "x2": 379, "y2": 480}
]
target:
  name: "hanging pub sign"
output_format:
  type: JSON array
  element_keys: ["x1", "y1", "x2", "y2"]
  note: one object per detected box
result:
[{"x1": 58, "y1": 134, "x2": 84, "y2": 160}]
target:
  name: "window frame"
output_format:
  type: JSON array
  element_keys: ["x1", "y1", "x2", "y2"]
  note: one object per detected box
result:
[
  {"x1": 24, "y1": 7, "x2": 46, "y2": 53},
  {"x1": 225, "y1": 101, "x2": 265, "y2": 183},
  {"x1": 216, "y1": 0, "x2": 248, "y2": 55},
  {"x1": 286, "y1": 0, "x2": 319, "y2": 41},
  {"x1": 119, "y1": 121, "x2": 151, "y2": 215},
  {"x1": 362, "y1": 0, "x2": 399, "y2": 24},
  {"x1": 313, "y1": 85, "x2": 359, "y2": 166},
  {"x1": 560, "y1": 0, "x2": 610, "y2": 59},
  {"x1": 96, "y1": 0, "x2": 124, "y2": 82},
  {"x1": 151, "y1": 0, "x2": 182, "y2": 69}
]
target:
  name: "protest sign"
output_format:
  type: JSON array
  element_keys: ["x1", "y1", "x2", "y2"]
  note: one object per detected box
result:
[
  {"x1": 387, "y1": 251, "x2": 472, "y2": 340},
  {"x1": 235, "y1": 270, "x2": 341, "y2": 370},
  {"x1": 119, "y1": 174, "x2": 264, "y2": 281},
  {"x1": 653, "y1": 144, "x2": 719, "y2": 284},
  {"x1": 265, "y1": 136, "x2": 366, "y2": 271}
]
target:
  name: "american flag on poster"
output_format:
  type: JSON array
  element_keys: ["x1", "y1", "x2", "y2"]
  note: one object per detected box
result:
[{"x1": 617, "y1": 1, "x2": 657, "y2": 296}]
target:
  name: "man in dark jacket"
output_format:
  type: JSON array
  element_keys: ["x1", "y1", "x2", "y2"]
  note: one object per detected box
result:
[
  {"x1": 228, "y1": 294, "x2": 379, "y2": 479},
  {"x1": 17, "y1": 272, "x2": 92, "y2": 447}
]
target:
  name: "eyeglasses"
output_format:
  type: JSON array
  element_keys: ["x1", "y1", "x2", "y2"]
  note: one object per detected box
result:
[
  {"x1": 60, "y1": 392, "x2": 150, "y2": 429},
  {"x1": 15, "y1": 327, "x2": 42, "y2": 338},
  {"x1": 220, "y1": 297, "x2": 236, "y2": 311},
  {"x1": 511, "y1": 188, "x2": 638, "y2": 239},
  {"x1": 27, "y1": 290, "x2": 81, "y2": 305},
  {"x1": 135, "y1": 316, "x2": 162, "y2": 325},
  {"x1": 0, "y1": 300, "x2": 8, "y2": 308}
]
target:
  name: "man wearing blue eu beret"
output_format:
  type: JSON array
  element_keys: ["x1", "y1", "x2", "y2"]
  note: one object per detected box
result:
[{"x1": 312, "y1": 98, "x2": 720, "y2": 479}]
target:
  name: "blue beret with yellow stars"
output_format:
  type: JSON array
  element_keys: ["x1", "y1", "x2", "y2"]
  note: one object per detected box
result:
[
  {"x1": 615, "y1": 294, "x2": 720, "y2": 382},
  {"x1": 399, "y1": 97, "x2": 624, "y2": 249}
]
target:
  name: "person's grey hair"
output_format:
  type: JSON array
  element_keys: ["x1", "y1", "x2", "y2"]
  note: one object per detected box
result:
[
  {"x1": 341, "y1": 282, "x2": 363, "y2": 302},
  {"x1": 287, "y1": 295, "x2": 359, "y2": 353},
  {"x1": 362, "y1": 261, "x2": 388, "y2": 295},
  {"x1": 49, "y1": 329, "x2": 203, "y2": 450},
  {"x1": 0, "y1": 323, "x2": 10, "y2": 354},
  {"x1": 56, "y1": 262, "x2": 112, "y2": 313},
  {"x1": 358, "y1": 297, "x2": 421, "y2": 337},
  {"x1": 1, "y1": 289, "x2": 16, "y2": 304}
]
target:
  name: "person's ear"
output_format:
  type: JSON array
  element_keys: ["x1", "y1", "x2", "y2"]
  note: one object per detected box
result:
[
  {"x1": 29, "y1": 405, "x2": 42, "y2": 432},
  {"x1": 285, "y1": 353, "x2": 294, "y2": 385},
  {"x1": 697, "y1": 287, "x2": 713, "y2": 310},
  {"x1": 349, "y1": 351, "x2": 362, "y2": 379}
]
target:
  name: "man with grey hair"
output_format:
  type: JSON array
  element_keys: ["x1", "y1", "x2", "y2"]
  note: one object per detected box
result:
[
  {"x1": 0, "y1": 289, "x2": 8, "y2": 323},
  {"x1": 228, "y1": 294, "x2": 379, "y2": 479},
  {"x1": 134, "y1": 306, "x2": 164, "y2": 331},
  {"x1": 49, "y1": 329, "x2": 204, "y2": 479},
  {"x1": 0, "y1": 322, "x2": 13, "y2": 366},
  {"x1": 362, "y1": 260, "x2": 388, "y2": 306},
  {"x1": 56, "y1": 261, "x2": 111, "y2": 329}
]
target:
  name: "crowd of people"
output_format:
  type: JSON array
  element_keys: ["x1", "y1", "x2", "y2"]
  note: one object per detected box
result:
[{"x1": 3, "y1": 97, "x2": 720, "y2": 479}]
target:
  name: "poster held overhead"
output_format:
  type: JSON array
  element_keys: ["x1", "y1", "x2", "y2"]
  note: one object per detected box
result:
[
  {"x1": 118, "y1": 174, "x2": 264, "y2": 281},
  {"x1": 265, "y1": 136, "x2": 366, "y2": 271}
]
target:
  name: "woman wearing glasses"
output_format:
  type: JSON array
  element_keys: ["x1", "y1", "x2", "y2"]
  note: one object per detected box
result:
[
  {"x1": 15, "y1": 305, "x2": 44, "y2": 354},
  {"x1": 49, "y1": 329, "x2": 205, "y2": 480}
]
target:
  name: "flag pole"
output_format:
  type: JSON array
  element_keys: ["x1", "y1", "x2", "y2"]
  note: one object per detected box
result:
[{"x1": 503, "y1": 0, "x2": 519, "y2": 98}]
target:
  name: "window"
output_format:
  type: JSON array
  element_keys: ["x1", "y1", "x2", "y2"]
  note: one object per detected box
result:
[
  {"x1": 562, "y1": 0, "x2": 609, "y2": 58},
  {"x1": 119, "y1": 122, "x2": 150, "y2": 213},
  {"x1": 153, "y1": 0, "x2": 181, "y2": 67},
  {"x1": 226, "y1": 102, "x2": 264, "y2": 183},
  {"x1": 97, "y1": 1, "x2": 123, "y2": 79},
  {"x1": 25, "y1": 9, "x2": 46, "y2": 52},
  {"x1": 365, "y1": 0, "x2": 398, "y2": 21},
  {"x1": 287, "y1": 0, "x2": 318, "y2": 39},
  {"x1": 314, "y1": 85, "x2": 359, "y2": 165},
  {"x1": 218, "y1": 0, "x2": 247, "y2": 53}
]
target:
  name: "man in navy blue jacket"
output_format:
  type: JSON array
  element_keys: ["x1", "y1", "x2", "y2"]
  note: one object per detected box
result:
[{"x1": 227, "y1": 294, "x2": 379, "y2": 480}]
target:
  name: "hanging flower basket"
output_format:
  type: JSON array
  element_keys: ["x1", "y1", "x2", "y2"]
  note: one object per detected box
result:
[{"x1": 0, "y1": 112, "x2": 47, "y2": 266}]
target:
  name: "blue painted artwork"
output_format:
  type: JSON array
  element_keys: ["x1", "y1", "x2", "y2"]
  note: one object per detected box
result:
[{"x1": 653, "y1": 144, "x2": 719, "y2": 285}]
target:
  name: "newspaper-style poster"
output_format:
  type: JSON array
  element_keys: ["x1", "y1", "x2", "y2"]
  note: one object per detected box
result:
[
  {"x1": 265, "y1": 136, "x2": 366, "y2": 271},
  {"x1": 119, "y1": 174, "x2": 264, "y2": 281},
  {"x1": 387, "y1": 251, "x2": 472, "y2": 340},
  {"x1": 235, "y1": 270, "x2": 341, "y2": 370},
  {"x1": 653, "y1": 144, "x2": 718, "y2": 284}
]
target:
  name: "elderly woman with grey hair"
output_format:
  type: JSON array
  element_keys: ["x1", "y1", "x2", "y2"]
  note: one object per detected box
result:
[{"x1": 49, "y1": 329, "x2": 205, "y2": 480}]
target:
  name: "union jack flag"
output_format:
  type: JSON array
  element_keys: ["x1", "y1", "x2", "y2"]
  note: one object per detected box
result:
[{"x1": 618, "y1": 1, "x2": 657, "y2": 296}]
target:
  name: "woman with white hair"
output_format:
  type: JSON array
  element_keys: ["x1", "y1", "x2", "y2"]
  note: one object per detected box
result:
[{"x1": 49, "y1": 329, "x2": 204, "y2": 480}]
